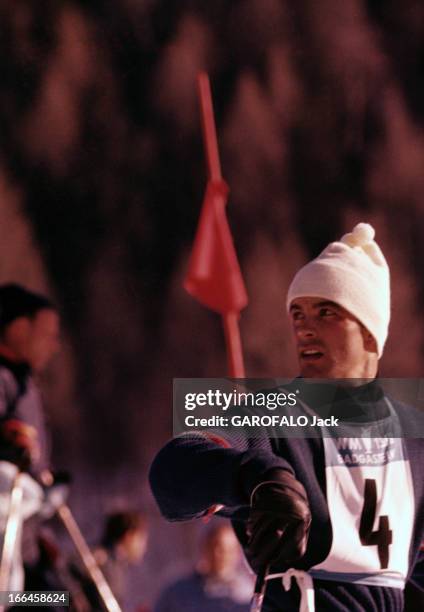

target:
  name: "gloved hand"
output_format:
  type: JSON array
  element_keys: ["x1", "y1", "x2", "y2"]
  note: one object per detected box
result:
[
  {"x1": 38, "y1": 470, "x2": 71, "y2": 519},
  {"x1": 246, "y1": 469, "x2": 311, "y2": 572},
  {"x1": 0, "y1": 418, "x2": 40, "y2": 470}
]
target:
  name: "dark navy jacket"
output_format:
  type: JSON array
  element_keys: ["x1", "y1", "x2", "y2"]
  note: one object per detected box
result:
[{"x1": 150, "y1": 381, "x2": 424, "y2": 611}]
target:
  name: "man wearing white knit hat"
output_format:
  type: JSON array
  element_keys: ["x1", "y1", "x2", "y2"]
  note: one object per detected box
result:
[
  {"x1": 150, "y1": 223, "x2": 424, "y2": 612},
  {"x1": 287, "y1": 222, "x2": 390, "y2": 379}
]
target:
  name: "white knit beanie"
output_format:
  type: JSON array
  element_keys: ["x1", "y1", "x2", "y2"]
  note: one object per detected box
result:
[{"x1": 287, "y1": 223, "x2": 390, "y2": 357}]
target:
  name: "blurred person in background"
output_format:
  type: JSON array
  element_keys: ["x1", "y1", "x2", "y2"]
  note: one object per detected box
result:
[
  {"x1": 0, "y1": 283, "x2": 60, "y2": 591},
  {"x1": 70, "y1": 510, "x2": 149, "y2": 610},
  {"x1": 154, "y1": 522, "x2": 253, "y2": 612}
]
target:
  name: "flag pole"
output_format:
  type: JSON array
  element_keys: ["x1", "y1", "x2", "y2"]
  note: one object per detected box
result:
[
  {"x1": 197, "y1": 72, "x2": 222, "y2": 182},
  {"x1": 197, "y1": 72, "x2": 245, "y2": 377},
  {"x1": 222, "y1": 312, "x2": 245, "y2": 377}
]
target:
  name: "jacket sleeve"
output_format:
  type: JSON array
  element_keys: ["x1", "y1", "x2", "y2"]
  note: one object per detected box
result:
[
  {"x1": 149, "y1": 431, "x2": 294, "y2": 521},
  {"x1": 408, "y1": 549, "x2": 424, "y2": 590},
  {"x1": 405, "y1": 550, "x2": 424, "y2": 610}
]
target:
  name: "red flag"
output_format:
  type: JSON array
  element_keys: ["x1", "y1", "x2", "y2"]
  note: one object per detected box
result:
[
  {"x1": 184, "y1": 73, "x2": 248, "y2": 315},
  {"x1": 184, "y1": 179, "x2": 248, "y2": 314}
]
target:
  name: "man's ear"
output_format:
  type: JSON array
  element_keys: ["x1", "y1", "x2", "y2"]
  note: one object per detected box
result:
[{"x1": 362, "y1": 327, "x2": 378, "y2": 354}]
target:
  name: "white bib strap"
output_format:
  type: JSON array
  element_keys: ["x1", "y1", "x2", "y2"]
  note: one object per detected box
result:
[{"x1": 266, "y1": 568, "x2": 315, "y2": 612}]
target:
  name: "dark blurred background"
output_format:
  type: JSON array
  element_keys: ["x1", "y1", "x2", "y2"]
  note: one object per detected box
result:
[{"x1": 1, "y1": 0, "x2": 424, "y2": 607}]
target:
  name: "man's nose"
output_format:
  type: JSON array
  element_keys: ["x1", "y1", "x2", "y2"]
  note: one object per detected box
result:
[{"x1": 295, "y1": 320, "x2": 317, "y2": 340}]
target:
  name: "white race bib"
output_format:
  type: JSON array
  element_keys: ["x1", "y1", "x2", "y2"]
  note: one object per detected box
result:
[{"x1": 310, "y1": 401, "x2": 414, "y2": 588}]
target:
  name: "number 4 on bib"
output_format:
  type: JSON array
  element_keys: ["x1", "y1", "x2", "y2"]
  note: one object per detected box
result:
[{"x1": 359, "y1": 478, "x2": 393, "y2": 568}]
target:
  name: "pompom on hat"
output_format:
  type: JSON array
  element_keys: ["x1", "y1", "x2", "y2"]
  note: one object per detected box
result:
[{"x1": 287, "y1": 223, "x2": 390, "y2": 357}]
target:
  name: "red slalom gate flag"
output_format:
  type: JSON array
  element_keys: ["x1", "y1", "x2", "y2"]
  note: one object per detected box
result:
[
  {"x1": 184, "y1": 179, "x2": 248, "y2": 314},
  {"x1": 184, "y1": 72, "x2": 248, "y2": 315}
]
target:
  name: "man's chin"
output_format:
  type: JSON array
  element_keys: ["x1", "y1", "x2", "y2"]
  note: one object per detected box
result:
[{"x1": 299, "y1": 361, "x2": 331, "y2": 379}]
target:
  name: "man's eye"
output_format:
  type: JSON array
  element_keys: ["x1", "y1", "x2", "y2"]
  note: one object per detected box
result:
[
  {"x1": 320, "y1": 308, "x2": 336, "y2": 317},
  {"x1": 292, "y1": 311, "x2": 303, "y2": 321}
]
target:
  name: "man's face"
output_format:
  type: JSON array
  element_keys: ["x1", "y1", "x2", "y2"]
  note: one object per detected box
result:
[
  {"x1": 203, "y1": 526, "x2": 241, "y2": 577},
  {"x1": 289, "y1": 297, "x2": 377, "y2": 379},
  {"x1": 5, "y1": 309, "x2": 60, "y2": 372},
  {"x1": 120, "y1": 528, "x2": 148, "y2": 563},
  {"x1": 25, "y1": 309, "x2": 60, "y2": 371}
]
